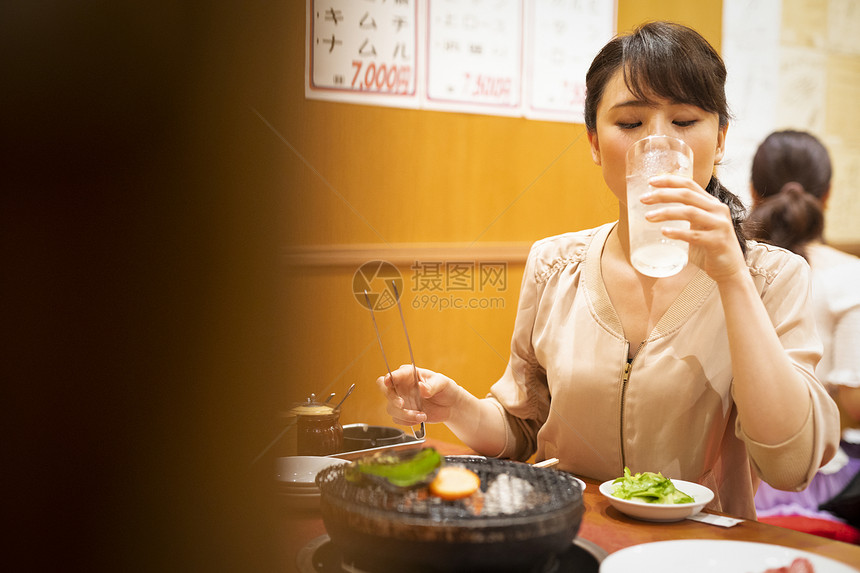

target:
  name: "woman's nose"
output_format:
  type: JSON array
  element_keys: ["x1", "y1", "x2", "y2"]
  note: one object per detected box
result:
[{"x1": 647, "y1": 119, "x2": 673, "y2": 137}]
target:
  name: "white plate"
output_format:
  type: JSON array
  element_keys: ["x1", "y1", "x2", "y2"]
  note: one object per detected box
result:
[
  {"x1": 599, "y1": 478, "x2": 713, "y2": 522},
  {"x1": 280, "y1": 490, "x2": 320, "y2": 498},
  {"x1": 600, "y1": 540, "x2": 858, "y2": 573},
  {"x1": 278, "y1": 483, "x2": 322, "y2": 495},
  {"x1": 278, "y1": 490, "x2": 322, "y2": 511},
  {"x1": 277, "y1": 479, "x2": 319, "y2": 489},
  {"x1": 274, "y1": 455, "x2": 348, "y2": 486}
]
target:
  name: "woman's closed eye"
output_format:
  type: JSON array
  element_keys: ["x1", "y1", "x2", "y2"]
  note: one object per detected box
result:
[{"x1": 615, "y1": 119, "x2": 698, "y2": 130}]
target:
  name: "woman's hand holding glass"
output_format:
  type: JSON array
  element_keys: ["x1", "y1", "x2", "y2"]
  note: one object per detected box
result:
[{"x1": 643, "y1": 173, "x2": 748, "y2": 283}]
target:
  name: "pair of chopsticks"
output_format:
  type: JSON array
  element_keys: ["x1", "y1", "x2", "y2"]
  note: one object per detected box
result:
[
  {"x1": 364, "y1": 282, "x2": 426, "y2": 440},
  {"x1": 534, "y1": 458, "x2": 560, "y2": 468}
]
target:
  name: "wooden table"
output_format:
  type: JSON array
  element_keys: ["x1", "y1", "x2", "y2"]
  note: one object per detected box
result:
[{"x1": 278, "y1": 439, "x2": 860, "y2": 571}]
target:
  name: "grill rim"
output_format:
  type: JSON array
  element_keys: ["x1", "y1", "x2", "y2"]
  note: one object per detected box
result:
[{"x1": 316, "y1": 455, "x2": 584, "y2": 529}]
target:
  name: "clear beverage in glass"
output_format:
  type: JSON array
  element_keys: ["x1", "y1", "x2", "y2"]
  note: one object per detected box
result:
[{"x1": 626, "y1": 135, "x2": 694, "y2": 277}]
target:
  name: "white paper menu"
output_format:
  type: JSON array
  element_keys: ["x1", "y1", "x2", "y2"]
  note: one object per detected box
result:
[
  {"x1": 305, "y1": 0, "x2": 421, "y2": 108},
  {"x1": 423, "y1": 0, "x2": 523, "y2": 116},
  {"x1": 524, "y1": 0, "x2": 617, "y2": 123},
  {"x1": 305, "y1": 0, "x2": 617, "y2": 122}
]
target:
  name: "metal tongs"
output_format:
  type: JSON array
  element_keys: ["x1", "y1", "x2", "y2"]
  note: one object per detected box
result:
[{"x1": 364, "y1": 282, "x2": 426, "y2": 440}]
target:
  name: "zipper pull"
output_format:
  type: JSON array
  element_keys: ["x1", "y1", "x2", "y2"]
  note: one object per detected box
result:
[
  {"x1": 623, "y1": 341, "x2": 645, "y2": 385},
  {"x1": 622, "y1": 341, "x2": 632, "y2": 385}
]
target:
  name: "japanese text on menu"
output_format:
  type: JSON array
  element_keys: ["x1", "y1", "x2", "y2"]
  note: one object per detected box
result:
[
  {"x1": 525, "y1": 0, "x2": 616, "y2": 122},
  {"x1": 308, "y1": 0, "x2": 418, "y2": 100},
  {"x1": 424, "y1": 0, "x2": 522, "y2": 114},
  {"x1": 305, "y1": 0, "x2": 616, "y2": 122}
]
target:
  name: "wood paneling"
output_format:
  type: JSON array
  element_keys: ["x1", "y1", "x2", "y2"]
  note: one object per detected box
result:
[
  {"x1": 617, "y1": 0, "x2": 722, "y2": 48},
  {"x1": 282, "y1": 242, "x2": 531, "y2": 267}
]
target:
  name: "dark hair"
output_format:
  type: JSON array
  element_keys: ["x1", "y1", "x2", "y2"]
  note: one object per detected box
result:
[
  {"x1": 583, "y1": 21, "x2": 747, "y2": 255},
  {"x1": 584, "y1": 21, "x2": 729, "y2": 132},
  {"x1": 743, "y1": 130, "x2": 831, "y2": 259}
]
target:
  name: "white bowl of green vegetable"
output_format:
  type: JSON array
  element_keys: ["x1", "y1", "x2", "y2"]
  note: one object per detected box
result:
[{"x1": 599, "y1": 468, "x2": 714, "y2": 522}]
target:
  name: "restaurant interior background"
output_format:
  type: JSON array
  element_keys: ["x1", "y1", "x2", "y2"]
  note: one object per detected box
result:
[{"x1": 4, "y1": 0, "x2": 859, "y2": 570}]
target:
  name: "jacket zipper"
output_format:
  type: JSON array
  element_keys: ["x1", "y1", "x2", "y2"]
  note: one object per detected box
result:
[{"x1": 620, "y1": 341, "x2": 644, "y2": 470}]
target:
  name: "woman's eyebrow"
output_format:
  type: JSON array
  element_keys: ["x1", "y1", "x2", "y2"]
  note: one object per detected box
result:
[
  {"x1": 610, "y1": 99, "x2": 696, "y2": 112},
  {"x1": 609, "y1": 99, "x2": 653, "y2": 111}
]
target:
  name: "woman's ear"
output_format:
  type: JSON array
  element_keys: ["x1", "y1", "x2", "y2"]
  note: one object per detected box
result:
[
  {"x1": 587, "y1": 130, "x2": 602, "y2": 166},
  {"x1": 714, "y1": 124, "x2": 728, "y2": 163}
]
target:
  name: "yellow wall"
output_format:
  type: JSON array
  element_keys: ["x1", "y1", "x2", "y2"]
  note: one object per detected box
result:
[{"x1": 280, "y1": 1, "x2": 723, "y2": 448}]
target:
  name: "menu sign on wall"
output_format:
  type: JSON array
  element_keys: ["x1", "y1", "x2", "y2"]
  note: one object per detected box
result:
[
  {"x1": 305, "y1": 0, "x2": 617, "y2": 123},
  {"x1": 525, "y1": 0, "x2": 617, "y2": 122},
  {"x1": 306, "y1": 0, "x2": 420, "y2": 108},
  {"x1": 423, "y1": 0, "x2": 523, "y2": 116}
]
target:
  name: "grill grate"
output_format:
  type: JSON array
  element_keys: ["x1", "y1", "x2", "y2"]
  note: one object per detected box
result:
[{"x1": 317, "y1": 456, "x2": 581, "y2": 521}]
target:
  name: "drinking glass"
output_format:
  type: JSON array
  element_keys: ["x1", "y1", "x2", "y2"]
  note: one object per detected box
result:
[{"x1": 626, "y1": 135, "x2": 694, "y2": 277}]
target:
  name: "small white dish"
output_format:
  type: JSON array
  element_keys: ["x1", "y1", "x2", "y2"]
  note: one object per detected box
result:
[
  {"x1": 280, "y1": 490, "x2": 320, "y2": 498},
  {"x1": 277, "y1": 483, "x2": 322, "y2": 495},
  {"x1": 599, "y1": 478, "x2": 713, "y2": 522},
  {"x1": 279, "y1": 490, "x2": 322, "y2": 511},
  {"x1": 274, "y1": 456, "x2": 348, "y2": 487},
  {"x1": 599, "y1": 540, "x2": 858, "y2": 572}
]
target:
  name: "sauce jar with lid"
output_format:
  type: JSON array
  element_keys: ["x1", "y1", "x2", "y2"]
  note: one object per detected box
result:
[{"x1": 291, "y1": 402, "x2": 343, "y2": 456}]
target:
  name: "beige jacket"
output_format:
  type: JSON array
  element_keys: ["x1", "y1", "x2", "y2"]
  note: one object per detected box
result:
[{"x1": 488, "y1": 223, "x2": 840, "y2": 519}]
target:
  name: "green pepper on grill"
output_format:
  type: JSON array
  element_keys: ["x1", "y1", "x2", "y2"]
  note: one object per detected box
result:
[{"x1": 345, "y1": 447, "x2": 444, "y2": 488}]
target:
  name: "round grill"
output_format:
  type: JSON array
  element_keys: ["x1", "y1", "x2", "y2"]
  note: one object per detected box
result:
[{"x1": 316, "y1": 455, "x2": 585, "y2": 572}]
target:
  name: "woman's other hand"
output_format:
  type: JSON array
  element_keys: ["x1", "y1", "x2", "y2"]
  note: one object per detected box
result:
[{"x1": 376, "y1": 364, "x2": 463, "y2": 427}]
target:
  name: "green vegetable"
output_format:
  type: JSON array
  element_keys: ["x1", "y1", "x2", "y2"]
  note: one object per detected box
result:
[
  {"x1": 611, "y1": 467, "x2": 694, "y2": 504},
  {"x1": 345, "y1": 447, "x2": 443, "y2": 488}
]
